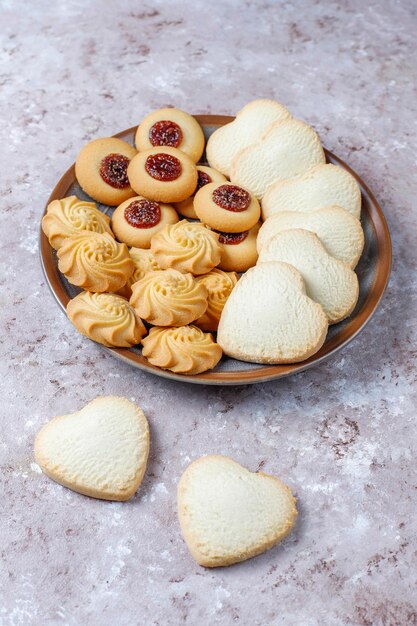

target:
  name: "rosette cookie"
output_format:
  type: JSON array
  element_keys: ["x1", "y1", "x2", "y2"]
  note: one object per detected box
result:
[
  {"x1": 67, "y1": 292, "x2": 146, "y2": 347},
  {"x1": 129, "y1": 269, "x2": 208, "y2": 327},
  {"x1": 142, "y1": 325, "x2": 222, "y2": 375},
  {"x1": 57, "y1": 232, "x2": 134, "y2": 293},
  {"x1": 194, "y1": 269, "x2": 239, "y2": 331},
  {"x1": 42, "y1": 196, "x2": 113, "y2": 250},
  {"x1": 118, "y1": 248, "x2": 161, "y2": 299},
  {"x1": 151, "y1": 220, "x2": 221, "y2": 275}
]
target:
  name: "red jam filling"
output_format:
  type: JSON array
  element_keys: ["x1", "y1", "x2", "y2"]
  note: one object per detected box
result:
[
  {"x1": 99, "y1": 153, "x2": 130, "y2": 188},
  {"x1": 145, "y1": 153, "x2": 182, "y2": 181},
  {"x1": 124, "y1": 200, "x2": 161, "y2": 229},
  {"x1": 218, "y1": 231, "x2": 249, "y2": 245},
  {"x1": 149, "y1": 120, "x2": 183, "y2": 148},
  {"x1": 212, "y1": 184, "x2": 251, "y2": 212},
  {"x1": 196, "y1": 170, "x2": 212, "y2": 192}
]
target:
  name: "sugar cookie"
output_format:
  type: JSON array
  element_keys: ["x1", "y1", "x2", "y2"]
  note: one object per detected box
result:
[
  {"x1": 206, "y1": 99, "x2": 291, "y2": 176},
  {"x1": 217, "y1": 261, "x2": 328, "y2": 363},
  {"x1": 142, "y1": 325, "x2": 222, "y2": 375},
  {"x1": 151, "y1": 220, "x2": 221, "y2": 275},
  {"x1": 174, "y1": 165, "x2": 227, "y2": 219},
  {"x1": 57, "y1": 232, "x2": 134, "y2": 293},
  {"x1": 217, "y1": 222, "x2": 260, "y2": 272},
  {"x1": 258, "y1": 229, "x2": 359, "y2": 324},
  {"x1": 194, "y1": 269, "x2": 239, "y2": 331},
  {"x1": 75, "y1": 137, "x2": 137, "y2": 206},
  {"x1": 34, "y1": 397, "x2": 150, "y2": 501},
  {"x1": 42, "y1": 196, "x2": 113, "y2": 250},
  {"x1": 135, "y1": 108, "x2": 205, "y2": 162},
  {"x1": 194, "y1": 182, "x2": 260, "y2": 233},
  {"x1": 230, "y1": 118, "x2": 325, "y2": 199},
  {"x1": 130, "y1": 269, "x2": 208, "y2": 326},
  {"x1": 111, "y1": 196, "x2": 178, "y2": 248},
  {"x1": 262, "y1": 163, "x2": 361, "y2": 220},
  {"x1": 66, "y1": 291, "x2": 146, "y2": 347},
  {"x1": 127, "y1": 147, "x2": 198, "y2": 203},
  {"x1": 178, "y1": 455, "x2": 297, "y2": 567}
]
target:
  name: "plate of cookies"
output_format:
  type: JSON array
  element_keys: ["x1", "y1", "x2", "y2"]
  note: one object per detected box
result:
[{"x1": 40, "y1": 100, "x2": 391, "y2": 385}]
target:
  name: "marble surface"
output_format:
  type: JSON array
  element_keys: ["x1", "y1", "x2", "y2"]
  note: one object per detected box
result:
[{"x1": 1, "y1": 1, "x2": 416, "y2": 624}]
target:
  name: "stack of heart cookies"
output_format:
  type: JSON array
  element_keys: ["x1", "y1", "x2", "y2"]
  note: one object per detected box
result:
[{"x1": 42, "y1": 99, "x2": 364, "y2": 373}]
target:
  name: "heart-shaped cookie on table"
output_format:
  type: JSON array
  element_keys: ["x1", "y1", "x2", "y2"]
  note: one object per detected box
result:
[
  {"x1": 34, "y1": 397, "x2": 150, "y2": 501},
  {"x1": 178, "y1": 455, "x2": 297, "y2": 567}
]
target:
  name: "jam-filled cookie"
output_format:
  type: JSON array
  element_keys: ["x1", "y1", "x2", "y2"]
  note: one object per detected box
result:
[
  {"x1": 75, "y1": 138, "x2": 137, "y2": 206},
  {"x1": 130, "y1": 269, "x2": 208, "y2": 327},
  {"x1": 217, "y1": 222, "x2": 261, "y2": 273},
  {"x1": 111, "y1": 196, "x2": 178, "y2": 249},
  {"x1": 135, "y1": 108, "x2": 205, "y2": 163},
  {"x1": 151, "y1": 220, "x2": 221, "y2": 275},
  {"x1": 142, "y1": 325, "x2": 222, "y2": 375},
  {"x1": 194, "y1": 182, "x2": 260, "y2": 233},
  {"x1": 42, "y1": 196, "x2": 114, "y2": 250},
  {"x1": 118, "y1": 248, "x2": 161, "y2": 299},
  {"x1": 57, "y1": 232, "x2": 134, "y2": 293},
  {"x1": 174, "y1": 166, "x2": 228, "y2": 219},
  {"x1": 67, "y1": 291, "x2": 146, "y2": 347},
  {"x1": 127, "y1": 147, "x2": 197, "y2": 204},
  {"x1": 194, "y1": 269, "x2": 239, "y2": 332}
]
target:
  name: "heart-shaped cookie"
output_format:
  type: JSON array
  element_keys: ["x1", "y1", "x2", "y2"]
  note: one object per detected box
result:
[
  {"x1": 217, "y1": 261, "x2": 328, "y2": 363},
  {"x1": 34, "y1": 396, "x2": 150, "y2": 501},
  {"x1": 178, "y1": 455, "x2": 297, "y2": 567}
]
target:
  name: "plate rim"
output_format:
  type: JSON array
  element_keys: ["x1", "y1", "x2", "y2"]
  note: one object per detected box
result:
[{"x1": 39, "y1": 115, "x2": 392, "y2": 386}]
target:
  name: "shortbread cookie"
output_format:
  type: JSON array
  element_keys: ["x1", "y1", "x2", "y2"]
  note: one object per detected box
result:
[
  {"x1": 217, "y1": 223, "x2": 260, "y2": 273},
  {"x1": 178, "y1": 455, "x2": 297, "y2": 567},
  {"x1": 262, "y1": 163, "x2": 361, "y2": 220},
  {"x1": 142, "y1": 325, "x2": 222, "y2": 375},
  {"x1": 194, "y1": 182, "x2": 261, "y2": 233},
  {"x1": 75, "y1": 138, "x2": 137, "y2": 206},
  {"x1": 67, "y1": 291, "x2": 146, "y2": 347},
  {"x1": 258, "y1": 229, "x2": 359, "y2": 324},
  {"x1": 118, "y1": 248, "x2": 161, "y2": 299},
  {"x1": 194, "y1": 269, "x2": 239, "y2": 331},
  {"x1": 57, "y1": 232, "x2": 134, "y2": 293},
  {"x1": 34, "y1": 397, "x2": 150, "y2": 501},
  {"x1": 130, "y1": 269, "x2": 208, "y2": 326},
  {"x1": 42, "y1": 196, "x2": 113, "y2": 250},
  {"x1": 257, "y1": 206, "x2": 364, "y2": 268},
  {"x1": 111, "y1": 196, "x2": 178, "y2": 249},
  {"x1": 127, "y1": 147, "x2": 198, "y2": 203},
  {"x1": 174, "y1": 165, "x2": 227, "y2": 219},
  {"x1": 217, "y1": 261, "x2": 328, "y2": 363},
  {"x1": 151, "y1": 220, "x2": 221, "y2": 275},
  {"x1": 135, "y1": 108, "x2": 205, "y2": 162},
  {"x1": 206, "y1": 99, "x2": 291, "y2": 176},
  {"x1": 230, "y1": 119, "x2": 325, "y2": 199}
]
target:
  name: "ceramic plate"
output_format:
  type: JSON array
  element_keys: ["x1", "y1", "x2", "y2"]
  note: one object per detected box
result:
[{"x1": 39, "y1": 115, "x2": 391, "y2": 385}]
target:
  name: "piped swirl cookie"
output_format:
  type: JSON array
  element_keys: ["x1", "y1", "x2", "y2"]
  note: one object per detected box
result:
[
  {"x1": 142, "y1": 325, "x2": 222, "y2": 375},
  {"x1": 127, "y1": 147, "x2": 198, "y2": 203},
  {"x1": 194, "y1": 269, "x2": 239, "y2": 331},
  {"x1": 67, "y1": 291, "x2": 146, "y2": 347},
  {"x1": 129, "y1": 269, "x2": 208, "y2": 326},
  {"x1": 118, "y1": 248, "x2": 161, "y2": 299},
  {"x1": 174, "y1": 165, "x2": 227, "y2": 220},
  {"x1": 111, "y1": 195, "x2": 178, "y2": 248},
  {"x1": 135, "y1": 108, "x2": 205, "y2": 162},
  {"x1": 42, "y1": 196, "x2": 113, "y2": 250},
  {"x1": 151, "y1": 220, "x2": 221, "y2": 275},
  {"x1": 194, "y1": 182, "x2": 260, "y2": 233},
  {"x1": 75, "y1": 137, "x2": 137, "y2": 206},
  {"x1": 57, "y1": 232, "x2": 134, "y2": 293}
]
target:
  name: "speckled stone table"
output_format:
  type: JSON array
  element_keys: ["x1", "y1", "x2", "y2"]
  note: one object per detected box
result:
[{"x1": 1, "y1": 1, "x2": 416, "y2": 624}]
